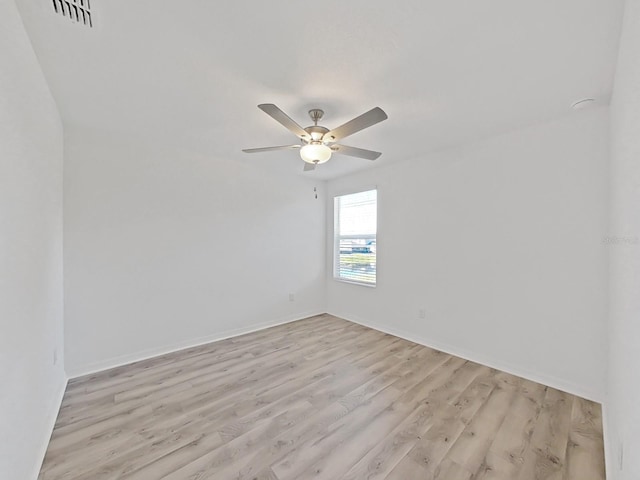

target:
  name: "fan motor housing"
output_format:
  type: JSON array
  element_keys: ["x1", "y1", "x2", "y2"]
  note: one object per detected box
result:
[{"x1": 304, "y1": 125, "x2": 329, "y2": 142}]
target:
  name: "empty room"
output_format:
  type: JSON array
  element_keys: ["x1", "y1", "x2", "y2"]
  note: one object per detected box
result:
[{"x1": 2, "y1": 0, "x2": 639, "y2": 479}]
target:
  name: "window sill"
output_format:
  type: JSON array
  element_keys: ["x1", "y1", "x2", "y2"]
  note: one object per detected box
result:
[{"x1": 333, "y1": 277, "x2": 377, "y2": 288}]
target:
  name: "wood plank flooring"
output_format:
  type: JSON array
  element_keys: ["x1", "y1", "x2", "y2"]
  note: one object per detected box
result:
[{"x1": 39, "y1": 314, "x2": 606, "y2": 479}]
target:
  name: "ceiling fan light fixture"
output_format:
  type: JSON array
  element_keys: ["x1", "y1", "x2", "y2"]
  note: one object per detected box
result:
[
  {"x1": 244, "y1": 104, "x2": 387, "y2": 169},
  {"x1": 300, "y1": 143, "x2": 331, "y2": 164}
]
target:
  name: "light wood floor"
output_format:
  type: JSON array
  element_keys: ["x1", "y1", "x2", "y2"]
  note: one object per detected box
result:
[{"x1": 39, "y1": 314, "x2": 605, "y2": 480}]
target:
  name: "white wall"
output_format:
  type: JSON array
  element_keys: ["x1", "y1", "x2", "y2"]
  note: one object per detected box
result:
[
  {"x1": 607, "y1": 0, "x2": 640, "y2": 477},
  {"x1": 64, "y1": 128, "x2": 326, "y2": 376},
  {"x1": 0, "y1": 1, "x2": 66, "y2": 479},
  {"x1": 326, "y1": 107, "x2": 609, "y2": 402}
]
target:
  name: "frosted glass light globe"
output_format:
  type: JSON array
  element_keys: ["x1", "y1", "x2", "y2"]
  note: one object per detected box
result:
[{"x1": 300, "y1": 143, "x2": 331, "y2": 164}]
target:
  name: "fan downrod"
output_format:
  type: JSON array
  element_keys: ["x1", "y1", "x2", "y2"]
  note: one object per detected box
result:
[{"x1": 308, "y1": 109, "x2": 324, "y2": 126}]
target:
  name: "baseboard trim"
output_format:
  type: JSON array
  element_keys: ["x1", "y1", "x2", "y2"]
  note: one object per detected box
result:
[
  {"x1": 66, "y1": 310, "x2": 325, "y2": 379},
  {"x1": 66, "y1": 308, "x2": 603, "y2": 399},
  {"x1": 33, "y1": 374, "x2": 68, "y2": 480},
  {"x1": 601, "y1": 401, "x2": 615, "y2": 479},
  {"x1": 330, "y1": 310, "x2": 604, "y2": 403}
]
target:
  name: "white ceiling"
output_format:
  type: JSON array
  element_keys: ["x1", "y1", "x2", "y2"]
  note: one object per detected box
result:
[{"x1": 18, "y1": 0, "x2": 624, "y2": 179}]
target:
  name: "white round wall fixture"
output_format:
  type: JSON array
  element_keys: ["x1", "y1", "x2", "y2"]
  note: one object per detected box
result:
[{"x1": 571, "y1": 98, "x2": 596, "y2": 110}]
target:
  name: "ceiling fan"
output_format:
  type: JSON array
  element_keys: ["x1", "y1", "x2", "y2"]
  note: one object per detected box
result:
[{"x1": 242, "y1": 104, "x2": 388, "y2": 171}]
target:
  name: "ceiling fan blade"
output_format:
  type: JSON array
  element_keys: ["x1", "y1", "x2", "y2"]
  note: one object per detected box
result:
[
  {"x1": 303, "y1": 162, "x2": 316, "y2": 172},
  {"x1": 331, "y1": 144, "x2": 382, "y2": 160},
  {"x1": 258, "y1": 104, "x2": 311, "y2": 141},
  {"x1": 323, "y1": 107, "x2": 387, "y2": 143},
  {"x1": 242, "y1": 145, "x2": 301, "y2": 153}
]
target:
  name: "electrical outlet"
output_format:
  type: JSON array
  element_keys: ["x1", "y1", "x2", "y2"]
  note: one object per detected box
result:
[
  {"x1": 53, "y1": 348, "x2": 58, "y2": 365},
  {"x1": 289, "y1": 293, "x2": 295, "y2": 302},
  {"x1": 418, "y1": 308, "x2": 426, "y2": 319}
]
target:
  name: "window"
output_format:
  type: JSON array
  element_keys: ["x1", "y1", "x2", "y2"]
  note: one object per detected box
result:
[{"x1": 334, "y1": 189, "x2": 377, "y2": 285}]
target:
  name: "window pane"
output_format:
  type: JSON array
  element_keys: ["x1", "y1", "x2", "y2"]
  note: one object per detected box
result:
[
  {"x1": 338, "y1": 190, "x2": 377, "y2": 236},
  {"x1": 334, "y1": 190, "x2": 377, "y2": 285},
  {"x1": 337, "y1": 244, "x2": 376, "y2": 284}
]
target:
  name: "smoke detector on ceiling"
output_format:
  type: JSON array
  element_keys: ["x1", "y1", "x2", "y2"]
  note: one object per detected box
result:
[{"x1": 571, "y1": 98, "x2": 596, "y2": 110}]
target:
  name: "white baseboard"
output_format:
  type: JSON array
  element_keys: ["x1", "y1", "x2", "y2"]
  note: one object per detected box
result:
[
  {"x1": 66, "y1": 310, "x2": 325, "y2": 379},
  {"x1": 32, "y1": 374, "x2": 68, "y2": 480},
  {"x1": 67, "y1": 309, "x2": 605, "y2": 401},
  {"x1": 329, "y1": 310, "x2": 604, "y2": 403},
  {"x1": 601, "y1": 402, "x2": 617, "y2": 480}
]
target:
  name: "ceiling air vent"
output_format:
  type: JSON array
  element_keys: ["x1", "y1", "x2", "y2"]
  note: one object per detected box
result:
[{"x1": 52, "y1": 0, "x2": 92, "y2": 27}]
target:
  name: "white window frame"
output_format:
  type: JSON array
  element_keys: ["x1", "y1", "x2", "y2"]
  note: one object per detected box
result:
[{"x1": 333, "y1": 188, "x2": 377, "y2": 287}]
